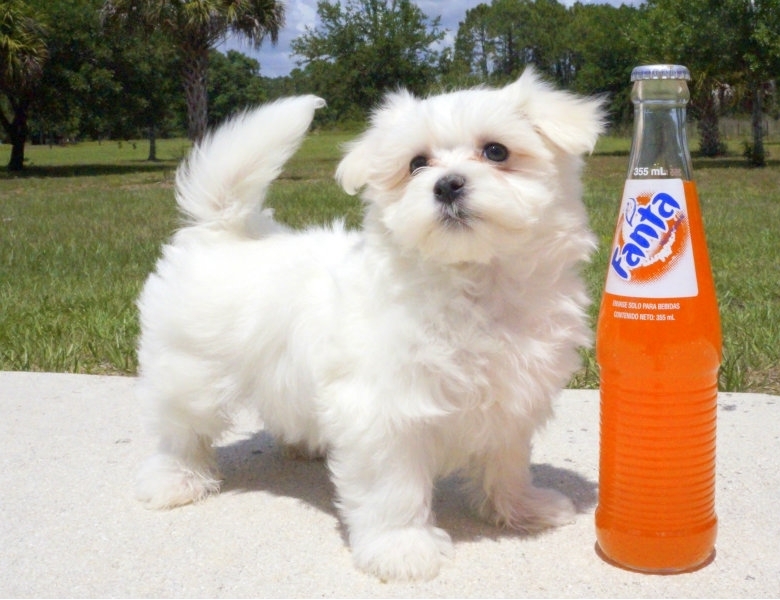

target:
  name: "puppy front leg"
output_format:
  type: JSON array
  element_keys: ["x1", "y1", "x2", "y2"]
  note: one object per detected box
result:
[
  {"x1": 471, "y1": 433, "x2": 576, "y2": 532},
  {"x1": 328, "y1": 435, "x2": 453, "y2": 582}
]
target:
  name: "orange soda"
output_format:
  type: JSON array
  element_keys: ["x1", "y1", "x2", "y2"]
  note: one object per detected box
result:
[{"x1": 595, "y1": 65, "x2": 722, "y2": 573}]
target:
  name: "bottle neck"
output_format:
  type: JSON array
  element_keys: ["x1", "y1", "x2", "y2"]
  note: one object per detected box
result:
[{"x1": 627, "y1": 80, "x2": 693, "y2": 181}]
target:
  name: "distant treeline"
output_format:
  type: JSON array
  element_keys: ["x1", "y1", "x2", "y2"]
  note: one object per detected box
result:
[{"x1": 3, "y1": 0, "x2": 779, "y2": 169}]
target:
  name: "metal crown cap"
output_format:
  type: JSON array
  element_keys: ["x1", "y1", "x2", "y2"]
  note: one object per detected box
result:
[{"x1": 631, "y1": 64, "x2": 691, "y2": 81}]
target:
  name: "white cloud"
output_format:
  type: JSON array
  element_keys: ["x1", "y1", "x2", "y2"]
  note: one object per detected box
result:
[{"x1": 223, "y1": 0, "x2": 640, "y2": 78}]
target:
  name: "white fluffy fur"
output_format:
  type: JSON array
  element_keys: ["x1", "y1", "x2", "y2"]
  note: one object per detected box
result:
[{"x1": 135, "y1": 70, "x2": 605, "y2": 581}]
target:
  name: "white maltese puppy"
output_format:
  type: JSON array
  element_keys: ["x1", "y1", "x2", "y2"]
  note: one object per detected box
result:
[{"x1": 135, "y1": 68, "x2": 604, "y2": 581}]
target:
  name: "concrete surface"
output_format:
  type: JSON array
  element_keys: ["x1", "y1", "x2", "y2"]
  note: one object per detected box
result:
[{"x1": 1, "y1": 371, "x2": 778, "y2": 598}]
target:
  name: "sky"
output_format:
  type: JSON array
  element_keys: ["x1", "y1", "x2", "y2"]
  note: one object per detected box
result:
[{"x1": 220, "y1": 0, "x2": 641, "y2": 78}]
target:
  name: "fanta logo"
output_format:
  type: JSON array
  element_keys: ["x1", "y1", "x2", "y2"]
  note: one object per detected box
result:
[{"x1": 610, "y1": 191, "x2": 690, "y2": 282}]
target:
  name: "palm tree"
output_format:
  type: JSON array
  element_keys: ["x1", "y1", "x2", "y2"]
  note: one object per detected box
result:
[
  {"x1": 0, "y1": 0, "x2": 48, "y2": 172},
  {"x1": 103, "y1": 0, "x2": 285, "y2": 141}
]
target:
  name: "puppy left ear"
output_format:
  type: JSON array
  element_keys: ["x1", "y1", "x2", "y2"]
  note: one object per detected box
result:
[
  {"x1": 337, "y1": 89, "x2": 420, "y2": 195},
  {"x1": 508, "y1": 67, "x2": 607, "y2": 155},
  {"x1": 336, "y1": 135, "x2": 371, "y2": 195}
]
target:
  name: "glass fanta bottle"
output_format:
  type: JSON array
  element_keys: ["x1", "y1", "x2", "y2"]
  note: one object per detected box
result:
[{"x1": 595, "y1": 65, "x2": 722, "y2": 573}]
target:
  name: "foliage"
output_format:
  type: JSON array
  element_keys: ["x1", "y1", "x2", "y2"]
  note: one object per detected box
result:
[
  {"x1": 635, "y1": 0, "x2": 734, "y2": 157},
  {"x1": 291, "y1": 0, "x2": 445, "y2": 122},
  {"x1": 444, "y1": 1, "x2": 640, "y2": 125},
  {"x1": 207, "y1": 49, "x2": 266, "y2": 126},
  {"x1": 489, "y1": 0, "x2": 571, "y2": 84},
  {"x1": 448, "y1": 3, "x2": 492, "y2": 86},
  {"x1": 106, "y1": 29, "x2": 183, "y2": 150},
  {"x1": 3, "y1": 0, "x2": 780, "y2": 167},
  {"x1": 566, "y1": 3, "x2": 637, "y2": 126},
  {"x1": 28, "y1": 0, "x2": 121, "y2": 142},
  {"x1": 0, "y1": 0, "x2": 47, "y2": 87},
  {"x1": 718, "y1": 0, "x2": 780, "y2": 166}
]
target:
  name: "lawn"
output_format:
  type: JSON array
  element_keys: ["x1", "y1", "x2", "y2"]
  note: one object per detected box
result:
[{"x1": 1, "y1": 134, "x2": 778, "y2": 393}]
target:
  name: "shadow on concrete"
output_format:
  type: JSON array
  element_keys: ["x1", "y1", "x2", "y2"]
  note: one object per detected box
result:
[{"x1": 215, "y1": 432, "x2": 598, "y2": 546}]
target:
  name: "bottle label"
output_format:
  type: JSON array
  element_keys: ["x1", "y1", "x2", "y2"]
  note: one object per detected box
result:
[{"x1": 605, "y1": 178, "x2": 698, "y2": 298}]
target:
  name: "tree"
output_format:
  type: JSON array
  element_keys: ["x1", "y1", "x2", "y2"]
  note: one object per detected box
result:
[
  {"x1": 449, "y1": 3, "x2": 493, "y2": 86},
  {"x1": 291, "y1": 0, "x2": 445, "y2": 121},
  {"x1": 108, "y1": 29, "x2": 182, "y2": 159},
  {"x1": 0, "y1": 0, "x2": 47, "y2": 171},
  {"x1": 208, "y1": 49, "x2": 266, "y2": 127},
  {"x1": 20, "y1": 0, "x2": 182, "y2": 157},
  {"x1": 28, "y1": 0, "x2": 122, "y2": 145},
  {"x1": 716, "y1": 0, "x2": 780, "y2": 166},
  {"x1": 102, "y1": 0, "x2": 285, "y2": 141},
  {"x1": 636, "y1": 0, "x2": 733, "y2": 157},
  {"x1": 448, "y1": 0, "x2": 571, "y2": 86},
  {"x1": 638, "y1": 0, "x2": 780, "y2": 163},
  {"x1": 528, "y1": 0, "x2": 574, "y2": 87},
  {"x1": 568, "y1": 3, "x2": 639, "y2": 127},
  {"x1": 448, "y1": 0, "x2": 635, "y2": 98}
]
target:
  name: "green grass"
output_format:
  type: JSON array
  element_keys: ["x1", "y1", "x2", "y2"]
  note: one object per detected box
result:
[
  {"x1": 1, "y1": 134, "x2": 778, "y2": 394},
  {"x1": 0, "y1": 141, "x2": 184, "y2": 373}
]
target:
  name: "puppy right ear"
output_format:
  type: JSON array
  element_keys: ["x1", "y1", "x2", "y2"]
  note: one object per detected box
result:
[
  {"x1": 335, "y1": 136, "x2": 371, "y2": 195},
  {"x1": 508, "y1": 67, "x2": 606, "y2": 155}
]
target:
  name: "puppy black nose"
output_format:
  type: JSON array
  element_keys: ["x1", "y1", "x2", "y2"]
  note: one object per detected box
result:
[{"x1": 433, "y1": 174, "x2": 466, "y2": 205}]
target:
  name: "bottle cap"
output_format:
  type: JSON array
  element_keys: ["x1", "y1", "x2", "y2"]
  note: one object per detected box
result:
[{"x1": 631, "y1": 64, "x2": 691, "y2": 81}]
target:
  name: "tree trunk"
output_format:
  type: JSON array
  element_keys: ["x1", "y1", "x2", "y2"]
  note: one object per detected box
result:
[
  {"x1": 147, "y1": 125, "x2": 158, "y2": 161},
  {"x1": 5, "y1": 103, "x2": 29, "y2": 172},
  {"x1": 8, "y1": 134, "x2": 25, "y2": 171},
  {"x1": 749, "y1": 80, "x2": 765, "y2": 167},
  {"x1": 698, "y1": 105, "x2": 722, "y2": 158},
  {"x1": 181, "y1": 39, "x2": 210, "y2": 142},
  {"x1": 692, "y1": 81, "x2": 723, "y2": 157}
]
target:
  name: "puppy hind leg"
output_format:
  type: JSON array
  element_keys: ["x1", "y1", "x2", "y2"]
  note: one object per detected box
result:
[
  {"x1": 136, "y1": 430, "x2": 222, "y2": 509},
  {"x1": 135, "y1": 390, "x2": 227, "y2": 509}
]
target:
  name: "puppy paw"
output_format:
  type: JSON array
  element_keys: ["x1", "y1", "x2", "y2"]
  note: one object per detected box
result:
[
  {"x1": 135, "y1": 454, "x2": 221, "y2": 509},
  {"x1": 485, "y1": 485, "x2": 576, "y2": 533},
  {"x1": 352, "y1": 526, "x2": 453, "y2": 582}
]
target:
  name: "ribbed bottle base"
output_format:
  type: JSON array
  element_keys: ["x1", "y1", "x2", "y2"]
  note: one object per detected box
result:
[
  {"x1": 596, "y1": 518, "x2": 717, "y2": 573},
  {"x1": 596, "y1": 375, "x2": 717, "y2": 572}
]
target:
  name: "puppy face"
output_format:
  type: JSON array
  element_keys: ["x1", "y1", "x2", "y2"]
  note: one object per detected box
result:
[{"x1": 337, "y1": 69, "x2": 604, "y2": 264}]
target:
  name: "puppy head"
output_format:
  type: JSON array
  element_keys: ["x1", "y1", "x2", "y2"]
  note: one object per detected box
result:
[{"x1": 336, "y1": 68, "x2": 605, "y2": 265}]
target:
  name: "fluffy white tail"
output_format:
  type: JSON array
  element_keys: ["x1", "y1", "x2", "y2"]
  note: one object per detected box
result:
[{"x1": 175, "y1": 95, "x2": 326, "y2": 234}]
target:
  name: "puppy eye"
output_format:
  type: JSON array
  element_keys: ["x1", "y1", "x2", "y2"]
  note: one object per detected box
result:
[
  {"x1": 483, "y1": 143, "x2": 509, "y2": 162},
  {"x1": 409, "y1": 155, "x2": 429, "y2": 174}
]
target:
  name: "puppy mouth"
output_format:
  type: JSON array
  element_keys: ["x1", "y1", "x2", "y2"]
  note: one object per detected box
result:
[{"x1": 438, "y1": 201, "x2": 475, "y2": 228}]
